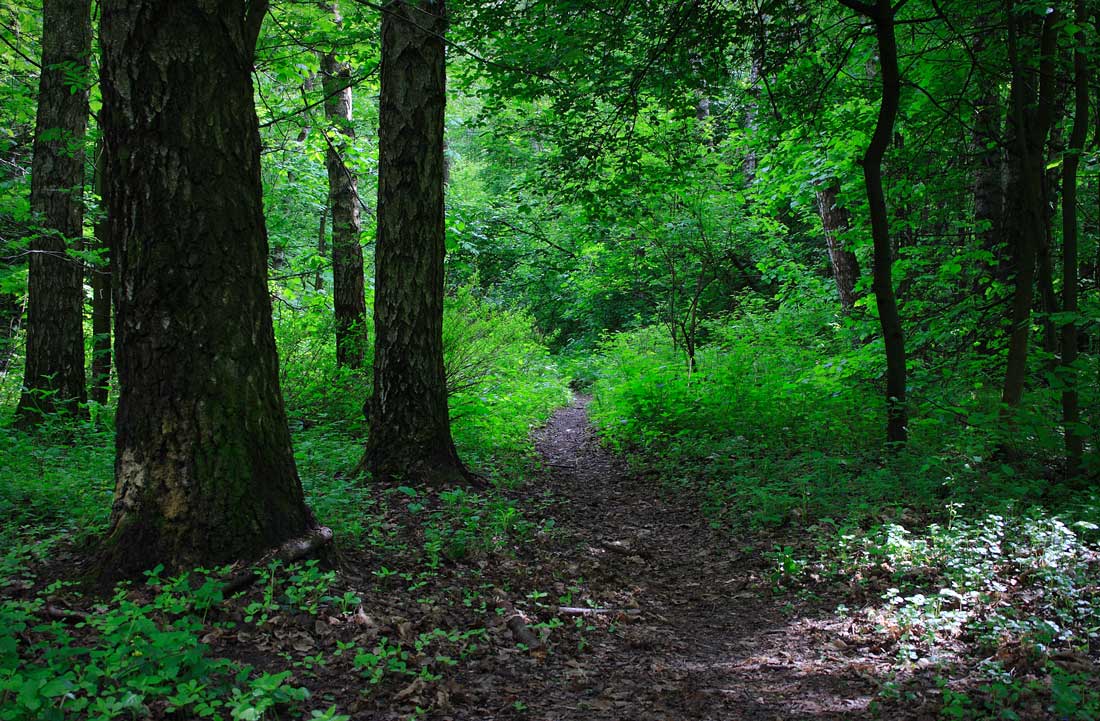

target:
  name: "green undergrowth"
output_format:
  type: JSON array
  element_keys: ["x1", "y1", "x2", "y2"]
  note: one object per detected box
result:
[
  {"x1": 588, "y1": 304, "x2": 1100, "y2": 719},
  {"x1": 277, "y1": 284, "x2": 570, "y2": 484},
  {"x1": 0, "y1": 420, "x2": 114, "y2": 547},
  {"x1": 0, "y1": 288, "x2": 568, "y2": 719},
  {"x1": 443, "y1": 285, "x2": 571, "y2": 477},
  {"x1": 0, "y1": 473, "x2": 547, "y2": 720},
  {"x1": 773, "y1": 511, "x2": 1100, "y2": 719},
  {"x1": 0, "y1": 549, "x2": 346, "y2": 721},
  {"x1": 588, "y1": 307, "x2": 1090, "y2": 530}
]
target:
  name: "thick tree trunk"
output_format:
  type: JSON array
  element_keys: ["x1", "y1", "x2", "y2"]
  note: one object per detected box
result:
[
  {"x1": 90, "y1": 137, "x2": 111, "y2": 405},
  {"x1": 322, "y1": 1, "x2": 367, "y2": 369},
  {"x1": 839, "y1": 0, "x2": 907, "y2": 445},
  {"x1": 1001, "y1": 5, "x2": 1058, "y2": 409},
  {"x1": 815, "y1": 181, "x2": 860, "y2": 313},
  {"x1": 360, "y1": 0, "x2": 468, "y2": 484},
  {"x1": 15, "y1": 0, "x2": 90, "y2": 426},
  {"x1": 1060, "y1": 0, "x2": 1088, "y2": 476},
  {"x1": 99, "y1": 0, "x2": 314, "y2": 576}
]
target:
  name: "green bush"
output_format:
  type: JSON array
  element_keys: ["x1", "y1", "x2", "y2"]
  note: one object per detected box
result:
[
  {"x1": 444, "y1": 286, "x2": 571, "y2": 477},
  {"x1": 588, "y1": 305, "x2": 1066, "y2": 529}
]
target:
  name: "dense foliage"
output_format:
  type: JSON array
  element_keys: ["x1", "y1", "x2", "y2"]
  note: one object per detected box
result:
[{"x1": 1, "y1": 0, "x2": 1098, "y2": 718}]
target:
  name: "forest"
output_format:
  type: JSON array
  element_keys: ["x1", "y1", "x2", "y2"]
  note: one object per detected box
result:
[{"x1": 1, "y1": 0, "x2": 1099, "y2": 718}]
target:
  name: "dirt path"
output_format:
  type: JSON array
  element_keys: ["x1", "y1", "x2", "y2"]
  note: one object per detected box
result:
[{"x1": 509, "y1": 395, "x2": 879, "y2": 721}]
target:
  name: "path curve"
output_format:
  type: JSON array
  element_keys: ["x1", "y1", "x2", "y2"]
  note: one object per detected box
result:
[{"x1": 517, "y1": 394, "x2": 877, "y2": 721}]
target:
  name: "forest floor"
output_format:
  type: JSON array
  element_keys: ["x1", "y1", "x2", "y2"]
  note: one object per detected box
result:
[
  {"x1": 9, "y1": 394, "x2": 1093, "y2": 720},
  {"x1": 462, "y1": 394, "x2": 889, "y2": 720},
  {"x1": 292, "y1": 395, "x2": 937, "y2": 720}
]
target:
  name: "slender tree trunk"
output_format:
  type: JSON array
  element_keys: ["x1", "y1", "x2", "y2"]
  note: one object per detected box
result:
[
  {"x1": 1037, "y1": 134, "x2": 1062, "y2": 360},
  {"x1": 315, "y1": 207, "x2": 327, "y2": 291},
  {"x1": 322, "y1": 0, "x2": 367, "y2": 369},
  {"x1": 815, "y1": 181, "x2": 860, "y2": 313},
  {"x1": 99, "y1": 0, "x2": 315, "y2": 576},
  {"x1": 1037, "y1": 192, "x2": 1058, "y2": 360},
  {"x1": 1060, "y1": 0, "x2": 1088, "y2": 476},
  {"x1": 1001, "y1": 5, "x2": 1058, "y2": 409},
  {"x1": 15, "y1": 0, "x2": 91, "y2": 426},
  {"x1": 839, "y1": 0, "x2": 907, "y2": 445},
  {"x1": 971, "y1": 20, "x2": 1006, "y2": 292},
  {"x1": 742, "y1": 20, "x2": 764, "y2": 181},
  {"x1": 90, "y1": 136, "x2": 111, "y2": 405},
  {"x1": 360, "y1": 0, "x2": 469, "y2": 485}
]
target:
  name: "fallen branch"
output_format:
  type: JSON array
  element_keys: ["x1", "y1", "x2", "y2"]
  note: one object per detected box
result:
[
  {"x1": 557, "y1": 606, "x2": 642, "y2": 619},
  {"x1": 41, "y1": 603, "x2": 90, "y2": 623},
  {"x1": 599, "y1": 539, "x2": 650, "y2": 560},
  {"x1": 492, "y1": 595, "x2": 544, "y2": 653},
  {"x1": 224, "y1": 526, "x2": 335, "y2": 596}
]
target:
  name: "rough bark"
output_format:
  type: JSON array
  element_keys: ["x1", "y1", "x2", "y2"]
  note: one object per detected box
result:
[
  {"x1": 839, "y1": 0, "x2": 907, "y2": 445},
  {"x1": 1001, "y1": 5, "x2": 1058, "y2": 409},
  {"x1": 90, "y1": 137, "x2": 111, "y2": 405},
  {"x1": 99, "y1": 0, "x2": 315, "y2": 576},
  {"x1": 15, "y1": 0, "x2": 90, "y2": 426},
  {"x1": 1060, "y1": 0, "x2": 1088, "y2": 476},
  {"x1": 322, "y1": 1, "x2": 367, "y2": 369},
  {"x1": 360, "y1": 0, "x2": 469, "y2": 484},
  {"x1": 815, "y1": 181, "x2": 860, "y2": 313}
]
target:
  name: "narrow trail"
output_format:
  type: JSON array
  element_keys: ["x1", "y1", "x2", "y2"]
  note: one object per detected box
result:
[{"x1": 515, "y1": 395, "x2": 878, "y2": 720}]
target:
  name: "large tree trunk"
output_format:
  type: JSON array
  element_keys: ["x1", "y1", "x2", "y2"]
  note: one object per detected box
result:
[
  {"x1": 839, "y1": 0, "x2": 907, "y2": 446},
  {"x1": 90, "y1": 137, "x2": 111, "y2": 405},
  {"x1": 99, "y1": 0, "x2": 315, "y2": 576},
  {"x1": 15, "y1": 0, "x2": 90, "y2": 426},
  {"x1": 815, "y1": 181, "x2": 860, "y2": 313},
  {"x1": 360, "y1": 0, "x2": 468, "y2": 484},
  {"x1": 322, "y1": 1, "x2": 367, "y2": 369},
  {"x1": 1060, "y1": 0, "x2": 1088, "y2": 476},
  {"x1": 1001, "y1": 5, "x2": 1058, "y2": 409}
]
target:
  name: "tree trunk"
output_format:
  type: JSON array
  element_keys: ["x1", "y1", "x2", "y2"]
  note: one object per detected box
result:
[
  {"x1": 1060, "y1": 0, "x2": 1088, "y2": 476},
  {"x1": 815, "y1": 181, "x2": 860, "y2": 313},
  {"x1": 1001, "y1": 5, "x2": 1058, "y2": 409},
  {"x1": 322, "y1": 0, "x2": 367, "y2": 369},
  {"x1": 315, "y1": 207, "x2": 327, "y2": 291},
  {"x1": 1037, "y1": 133, "x2": 1061, "y2": 360},
  {"x1": 15, "y1": 0, "x2": 90, "y2": 426},
  {"x1": 360, "y1": 0, "x2": 468, "y2": 485},
  {"x1": 99, "y1": 0, "x2": 315, "y2": 576},
  {"x1": 1036, "y1": 194, "x2": 1059, "y2": 360},
  {"x1": 839, "y1": 0, "x2": 907, "y2": 446},
  {"x1": 971, "y1": 19, "x2": 1007, "y2": 293},
  {"x1": 90, "y1": 137, "x2": 111, "y2": 405}
]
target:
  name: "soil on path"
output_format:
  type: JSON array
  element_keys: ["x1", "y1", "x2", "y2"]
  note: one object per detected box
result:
[{"x1": 492, "y1": 395, "x2": 883, "y2": 721}]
